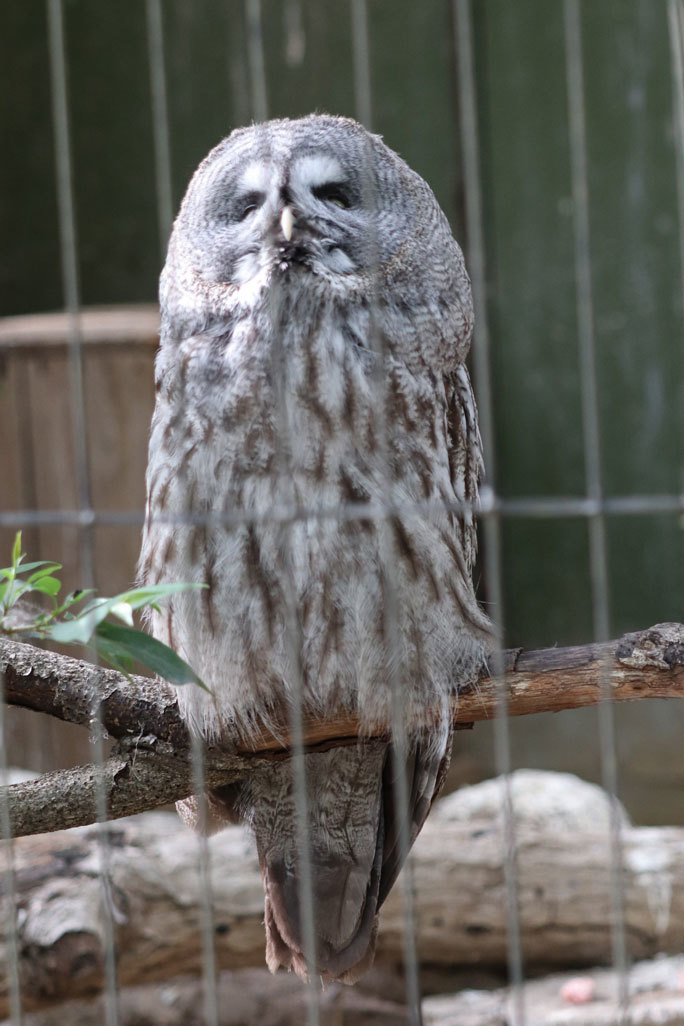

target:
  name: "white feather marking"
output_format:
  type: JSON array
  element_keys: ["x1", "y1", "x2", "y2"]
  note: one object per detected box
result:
[
  {"x1": 290, "y1": 153, "x2": 343, "y2": 191},
  {"x1": 239, "y1": 161, "x2": 272, "y2": 193}
]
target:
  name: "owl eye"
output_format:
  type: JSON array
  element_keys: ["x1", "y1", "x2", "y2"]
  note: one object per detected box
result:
[
  {"x1": 237, "y1": 191, "x2": 265, "y2": 221},
  {"x1": 312, "y1": 183, "x2": 351, "y2": 210}
]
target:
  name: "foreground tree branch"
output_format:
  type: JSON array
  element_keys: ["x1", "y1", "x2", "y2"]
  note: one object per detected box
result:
[
  {"x1": 0, "y1": 622, "x2": 682, "y2": 837},
  {"x1": 3, "y1": 810, "x2": 684, "y2": 1016}
]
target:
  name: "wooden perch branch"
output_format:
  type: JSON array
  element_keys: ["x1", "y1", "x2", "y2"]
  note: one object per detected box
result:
[{"x1": 0, "y1": 622, "x2": 682, "y2": 837}]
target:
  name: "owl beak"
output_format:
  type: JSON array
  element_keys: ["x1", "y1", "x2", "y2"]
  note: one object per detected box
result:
[{"x1": 280, "y1": 205, "x2": 295, "y2": 242}]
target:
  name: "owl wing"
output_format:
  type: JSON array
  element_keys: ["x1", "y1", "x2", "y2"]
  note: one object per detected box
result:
[
  {"x1": 377, "y1": 363, "x2": 483, "y2": 905},
  {"x1": 445, "y1": 362, "x2": 484, "y2": 577},
  {"x1": 377, "y1": 736, "x2": 452, "y2": 908}
]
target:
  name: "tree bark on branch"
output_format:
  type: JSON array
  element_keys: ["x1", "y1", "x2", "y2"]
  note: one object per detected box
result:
[{"x1": 0, "y1": 622, "x2": 682, "y2": 838}]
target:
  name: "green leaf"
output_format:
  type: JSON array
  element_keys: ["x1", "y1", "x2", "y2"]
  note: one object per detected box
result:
[
  {"x1": 53, "y1": 589, "x2": 94, "y2": 615},
  {"x1": 110, "y1": 602, "x2": 134, "y2": 626},
  {"x1": 11, "y1": 532, "x2": 21, "y2": 570},
  {"x1": 48, "y1": 614, "x2": 100, "y2": 645},
  {"x1": 92, "y1": 633, "x2": 135, "y2": 675},
  {"x1": 31, "y1": 576, "x2": 61, "y2": 597},
  {"x1": 49, "y1": 596, "x2": 122, "y2": 644},
  {"x1": 94, "y1": 621, "x2": 209, "y2": 689},
  {"x1": 107, "y1": 583, "x2": 208, "y2": 612},
  {"x1": 13, "y1": 561, "x2": 62, "y2": 577},
  {"x1": 4, "y1": 581, "x2": 28, "y2": 607},
  {"x1": 49, "y1": 583, "x2": 205, "y2": 646},
  {"x1": 26, "y1": 564, "x2": 62, "y2": 583},
  {"x1": 1, "y1": 533, "x2": 208, "y2": 691}
]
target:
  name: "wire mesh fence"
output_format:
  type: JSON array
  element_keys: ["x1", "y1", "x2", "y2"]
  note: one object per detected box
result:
[{"x1": 0, "y1": 2, "x2": 683, "y2": 1025}]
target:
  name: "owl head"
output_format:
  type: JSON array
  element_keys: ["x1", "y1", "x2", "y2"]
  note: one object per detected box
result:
[{"x1": 161, "y1": 114, "x2": 473, "y2": 368}]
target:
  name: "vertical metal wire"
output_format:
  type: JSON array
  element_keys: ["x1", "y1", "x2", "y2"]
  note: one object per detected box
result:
[
  {"x1": 368, "y1": 278, "x2": 425, "y2": 1026},
  {"x1": 166, "y1": 323, "x2": 222, "y2": 1025},
  {"x1": 359, "y1": 196, "x2": 425, "y2": 1017},
  {"x1": 563, "y1": 0, "x2": 611, "y2": 643},
  {"x1": 145, "y1": 0, "x2": 174, "y2": 255},
  {"x1": 241, "y1": 12, "x2": 317, "y2": 1017},
  {"x1": 46, "y1": 4, "x2": 119, "y2": 1024},
  {"x1": 452, "y1": 3, "x2": 526, "y2": 1024},
  {"x1": 378, "y1": 529, "x2": 424, "y2": 1026},
  {"x1": 351, "y1": 0, "x2": 373, "y2": 129},
  {"x1": 189, "y1": 737, "x2": 220, "y2": 1026},
  {"x1": 265, "y1": 200, "x2": 322, "y2": 1026},
  {"x1": 0, "y1": 671, "x2": 22, "y2": 1026},
  {"x1": 241, "y1": 8, "x2": 317, "y2": 1011},
  {"x1": 668, "y1": 0, "x2": 684, "y2": 309},
  {"x1": 45, "y1": 0, "x2": 94, "y2": 584},
  {"x1": 271, "y1": 508, "x2": 322, "y2": 1026},
  {"x1": 563, "y1": 0, "x2": 628, "y2": 1016},
  {"x1": 354, "y1": 94, "x2": 423, "y2": 1026},
  {"x1": 245, "y1": 0, "x2": 269, "y2": 123},
  {"x1": 247, "y1": 59, "x2": 321, "y2": 1010},
  {"x1": 88, "y1": 708, "x2": 120, "y2": 1026},
  {"x1": 145, "y1": 6, "x2": 222, "y2": 1020},
  {"x1": 283, "y1": 0, "x2": 306, "y2": 68}
]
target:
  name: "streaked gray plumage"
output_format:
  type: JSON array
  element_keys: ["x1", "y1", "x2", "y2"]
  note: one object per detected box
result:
[{"x1": 139, "y1": 114, "x2": 492, "y2": 983}]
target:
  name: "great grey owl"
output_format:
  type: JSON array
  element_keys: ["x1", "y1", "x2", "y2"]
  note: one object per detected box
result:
[{"x1": 139, "y1": 114, "x2": 492, "y2": 984}]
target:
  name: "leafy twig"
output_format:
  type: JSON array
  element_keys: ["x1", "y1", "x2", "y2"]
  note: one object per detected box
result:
[{"x1": 0, "y1": 532, "x2": 206, "y2": 687}]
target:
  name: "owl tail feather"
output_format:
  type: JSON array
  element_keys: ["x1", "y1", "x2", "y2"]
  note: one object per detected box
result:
[
  {"x1": 252, "y1": 743, "x2": 388, "y2": 985},
  {"x1": 209, "y1": 737, "x2": 449, "y2": 984},
  {"x1": 261, "y1": 806, "x2": 384, "y2": 984}
]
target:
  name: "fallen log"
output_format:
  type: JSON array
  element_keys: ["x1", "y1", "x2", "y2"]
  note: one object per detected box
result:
[
  {"x1": 2, "y1": 809, "x2": 684, "y2": 1016},
  {"x1": 422, "y1": 954, "x2": 684, "y2": 1026},
  {"x1": 6, "y1": 953, "x2": 684, "y2": 1026},
  {"x1": 0, "y1": 968, "x2": 408, "y2": 1026}
]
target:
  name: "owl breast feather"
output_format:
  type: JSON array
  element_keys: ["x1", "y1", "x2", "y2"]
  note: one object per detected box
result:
[{"x1": 142, "y1": 280, "x2": 488, "y2": 742}]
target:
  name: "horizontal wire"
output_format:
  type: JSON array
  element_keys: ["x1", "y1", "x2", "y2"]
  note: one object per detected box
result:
[{"x1": 1, "y1": 492, "x2": 682, "y2": 532}]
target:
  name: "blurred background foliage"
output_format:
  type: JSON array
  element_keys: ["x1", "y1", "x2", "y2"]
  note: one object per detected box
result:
[{"x1": 0, "y1": 0, "x2": 682, "y2": 822}]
